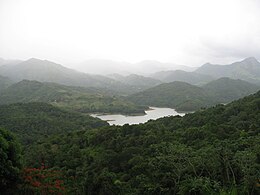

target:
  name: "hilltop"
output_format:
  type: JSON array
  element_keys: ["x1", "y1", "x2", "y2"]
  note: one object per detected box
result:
[
  {"x1": 0, "y1": 80, "x2": 146, "y2": 115},
  {"x1": 128, "y1": 78, "x2": 259, "y2": 111},
  {"x1": 195, "y1": 57, "x2": 260, "y2": 84}
]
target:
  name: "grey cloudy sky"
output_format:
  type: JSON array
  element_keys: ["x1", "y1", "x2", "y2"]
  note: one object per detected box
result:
[{"x1": 0, "y1": 0, "x2": 260, "y2": 67}]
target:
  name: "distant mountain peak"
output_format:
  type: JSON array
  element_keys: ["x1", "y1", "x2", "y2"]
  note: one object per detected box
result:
[
  {"x1": 201, "y1": 62, "x2": 213, "y2": 67},
  {"x1": 241, "y1": 57, "x2": 259, "y2": 64},
  {"x1": 195, "y1": 57, "x2": 260, "y2": 84},
  {"x1": 26, "y1": 58, "x2": 55, "y2": 64},
  {"x1": 138, "y1": 60, "x2": 161, "y2": 64},
  {"x1": 27, "y1": 57, "x2": 41, "y2": 62}
]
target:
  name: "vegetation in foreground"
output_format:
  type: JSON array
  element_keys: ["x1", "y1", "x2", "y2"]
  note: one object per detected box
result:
[
  {"x1": 0, "y1": 102, "x2": 108, "y2": 144},
  {"x1": 1, "y1": 91, "x2": 259, "y2": 194}
]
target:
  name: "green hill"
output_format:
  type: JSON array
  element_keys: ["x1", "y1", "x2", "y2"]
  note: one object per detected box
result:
[
  {"x1": 108, "y1": 73, "x2": 162, "y2": 91},
  {"x1": 127, "y1": 78, "x2": 260, "y2": 111},
  {"x1": 0, "y1": 58, "x2": 139, "y2": 95},
  {"x1": 0, "y1": 102, "x2": 108, "y2": 144},
  {"x1": 195, "y1": 57, "x2": 260, "y2": 84},
  {"x1": 0, "y1": 128, "x2": 22, "y2": 193},
  {"x1": 127, "y1": 81, "x2": 214, "y2": 111},
  {"x1": 0, "y1": 75, "x2": 13, "y2": 92},
  {"x1": 0, "y1": 80, "x2": 146, "y2": 114},
  {"x1": 202, "y1": 77, "x2": 260, "y2": 103},
  {"x1": 151, "y1": 70, "x2": 214, "y2": 85},
  {"x1": 22, "y1": 91, "x2": 260, "y2": 194}
]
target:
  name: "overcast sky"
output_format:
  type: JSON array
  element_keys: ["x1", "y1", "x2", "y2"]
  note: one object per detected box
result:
[{"x1": 0, "y1": 0, "x2": 260, "y2": 67}]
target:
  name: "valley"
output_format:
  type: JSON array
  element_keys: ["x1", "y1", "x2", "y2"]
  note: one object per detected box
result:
[
  {"x1": 2, "y1": 2, "x2": 260, "y2": 194},
  {"x1": 0, "y1": 56, "x2": 260, "y2": 194},
  {"x1": 91, "y1": 107, "x2": 185, "y2": 125}
]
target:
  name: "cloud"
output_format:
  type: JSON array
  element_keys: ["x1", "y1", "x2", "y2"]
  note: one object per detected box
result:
[
  {"x1": 0, "y1": 0, "x2": 260, "y2": 67},
  {"x1": 200, "y1": 36, "x2": 260, "y2": 60}
]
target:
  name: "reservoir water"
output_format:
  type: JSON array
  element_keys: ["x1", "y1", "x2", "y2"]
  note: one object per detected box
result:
[{"x1": 91, "y1": 107, "x2": 185, "y2": 126}]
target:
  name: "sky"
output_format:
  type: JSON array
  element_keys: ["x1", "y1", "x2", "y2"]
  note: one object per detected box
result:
[{"x1": 0, "y1": 0, "x2": 260, "y2": 67}]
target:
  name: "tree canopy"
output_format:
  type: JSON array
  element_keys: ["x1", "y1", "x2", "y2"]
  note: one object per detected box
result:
[{"x1": 0, "y1": 128, "x2": 22, "y2": 193}]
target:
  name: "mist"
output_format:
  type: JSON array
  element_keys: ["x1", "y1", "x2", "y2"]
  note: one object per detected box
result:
[
  {"x1": 1, "y1": 1, "x2": 260, "y2": 194},
  {"x1": 1, "y1": 0, "x2": 260, "y2": 72}
]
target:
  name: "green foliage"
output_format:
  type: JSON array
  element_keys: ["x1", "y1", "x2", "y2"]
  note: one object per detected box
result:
[
  {"x1": 22, "y1": 91, "x2": 260, "y2": 194},
  {"x1": 128, "y1": 78, "x2": 259, "y2": 111},
  {"x1": 202, "y1": 77, "x2": 259, "y2": 103},
  {"x1": 0, "y1": 80, "x2": 146, "y2": 115},
  {"x1": 0, "y1": 75, "x2": 13, "y2": 92},
  {"x1": 0, "y1": 102, "x2": 108, "y2": 144},
  {"x1": 151, "y1": 70, "x2": 214, "y2": 85},
  {"x1": 109, "y1": 73, "x2": 162, "y2": 91},
  {"x1": 20, "y1": 167, "x2": 66, "y2": 194},
  {"x1": 127, "y1": 81, "x2": 215, "y2": 111},
  {"x1": 0, "y1": 128, "x2": 22, "y2": 193},
  {"x1": 0, "y1": 58, "x2": 145, "y2": 95}
]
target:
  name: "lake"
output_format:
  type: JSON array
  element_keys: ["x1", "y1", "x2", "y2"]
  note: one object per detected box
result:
[{"x1": 91, "y1": 107, "x2": 185, "y2": 126}]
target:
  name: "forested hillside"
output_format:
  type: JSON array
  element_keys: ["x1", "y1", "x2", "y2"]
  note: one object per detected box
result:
[
  {"x1": 0, "y1": 102, "x2": 108, "y2": 144},
  {"x1": 127, "y1": 81, "x2": 215, "y2": 111},
  {"x1": 151, "y1": 70, "x2": 214, "y2": 85},
  {"x1": 0, "y1": 58, "x2": 140, "y2": 94},
  {"x1": 202, "y1": 77, "x2": 259, "y2": 103},
  {"x1": 0, "y1": 128, "x2": 22, "y2": 194},
  {"x1": 0, "y1": 80, "x2": 146, "y2": 115},
  {"x1": 1, "y1": 0, "x2": 260, "y2": 194},
  {"x1": 0, "y1": 75, "x2": 13, "y2": 92},
  {"x1": 15, "y1": 91, "x2": 260, "y2": 194},
  {"x1": 108, "y1": 74, "x2": 161, "y2": 90},
  {"x1": 128, "y1": 79, "x2": 259, "y2": 111}
]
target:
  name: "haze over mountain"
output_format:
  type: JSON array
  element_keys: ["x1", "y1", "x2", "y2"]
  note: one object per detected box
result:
[
  {"x1": 0, "y1": 58, "x2": 22, "y2": 67},
  {"x1": 0, "y1": 75, "x2": 13, "y2": 92},
  {"x1": 107, "y1": 73, "x2": 162, "y2": 90},
  {"x1": 151, "y1": 70, "x2": 214, "y2": 85},
  {"x1": 150, "y1": 57, "x2": 260, "y2": 85},
  {"x1": 0, "y1": 58, "x2": 4, "y2": 65},
  {"x1": 71, "y1": 59, "x2": 196, "y2": 75},
  {"x1": 195, "y1": 57, "x2": 260, "y2": 84},
  {"x1": 73, "y1": 59, "x2": 132, "y2": 75},
  {"x1": 135, "y1": 60, "x2": 196, "y2": 74},
  {"x1": 0, "y1": 58, "x2": 143, "y2": 94},
  {"x1": 1, "y1": 56, "x2": 260, "y2": 94}
]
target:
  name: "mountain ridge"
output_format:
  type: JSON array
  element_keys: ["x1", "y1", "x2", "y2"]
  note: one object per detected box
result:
[
  {"x1": 0, "y1": 80, "x2": 147, "y2": 115},
  {"x1": 151, "y1": 70, "x2": 215, "y2": 85},
  {"x1": 0, "y1": 58, "x2": 141, "y2": 95},
  {"x1": 195, "y1": 57, "x2": 260, "y2": 84},
  {"x1": 128, "y1": 77, "x2": 260, "y2": 111}
]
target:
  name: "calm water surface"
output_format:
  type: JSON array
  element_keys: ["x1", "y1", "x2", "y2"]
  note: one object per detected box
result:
[{"x1": 91, "y1": 107, "x2": 185, "y2": 126}]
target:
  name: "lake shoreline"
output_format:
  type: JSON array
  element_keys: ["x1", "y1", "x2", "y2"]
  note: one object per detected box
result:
[{"x1": 91, "y1": 107, "x2": 185, "y2": 126}]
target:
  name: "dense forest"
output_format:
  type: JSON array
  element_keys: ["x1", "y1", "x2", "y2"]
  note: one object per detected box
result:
[
  {"x1": 1, "y1": 91, "x2": 259, "y2": 194},
  {"x1": 0, "y1": 102, "x2": 108, "y2": 144},
  {"x1": 0, "y1": 128, "x2": 22, "y2": 194},
  {"x1": 128, "y1": 78, "x2": 259, "y2": 111},
  {"x1": 202, "y1": 77, "x2": 260, "y2": 103},
  {"x1": 127, "y1": 81, "x2": 215, "y2": 111},
  {"x1": 1, "y1": 1, "x2": 260, "y2": 194},
  {"x1": 0, "y1": 80, "x2": 147, "y2": 115},
  {"x1": 0, "y1": 75, "x2": 13, "y2": 92}
]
